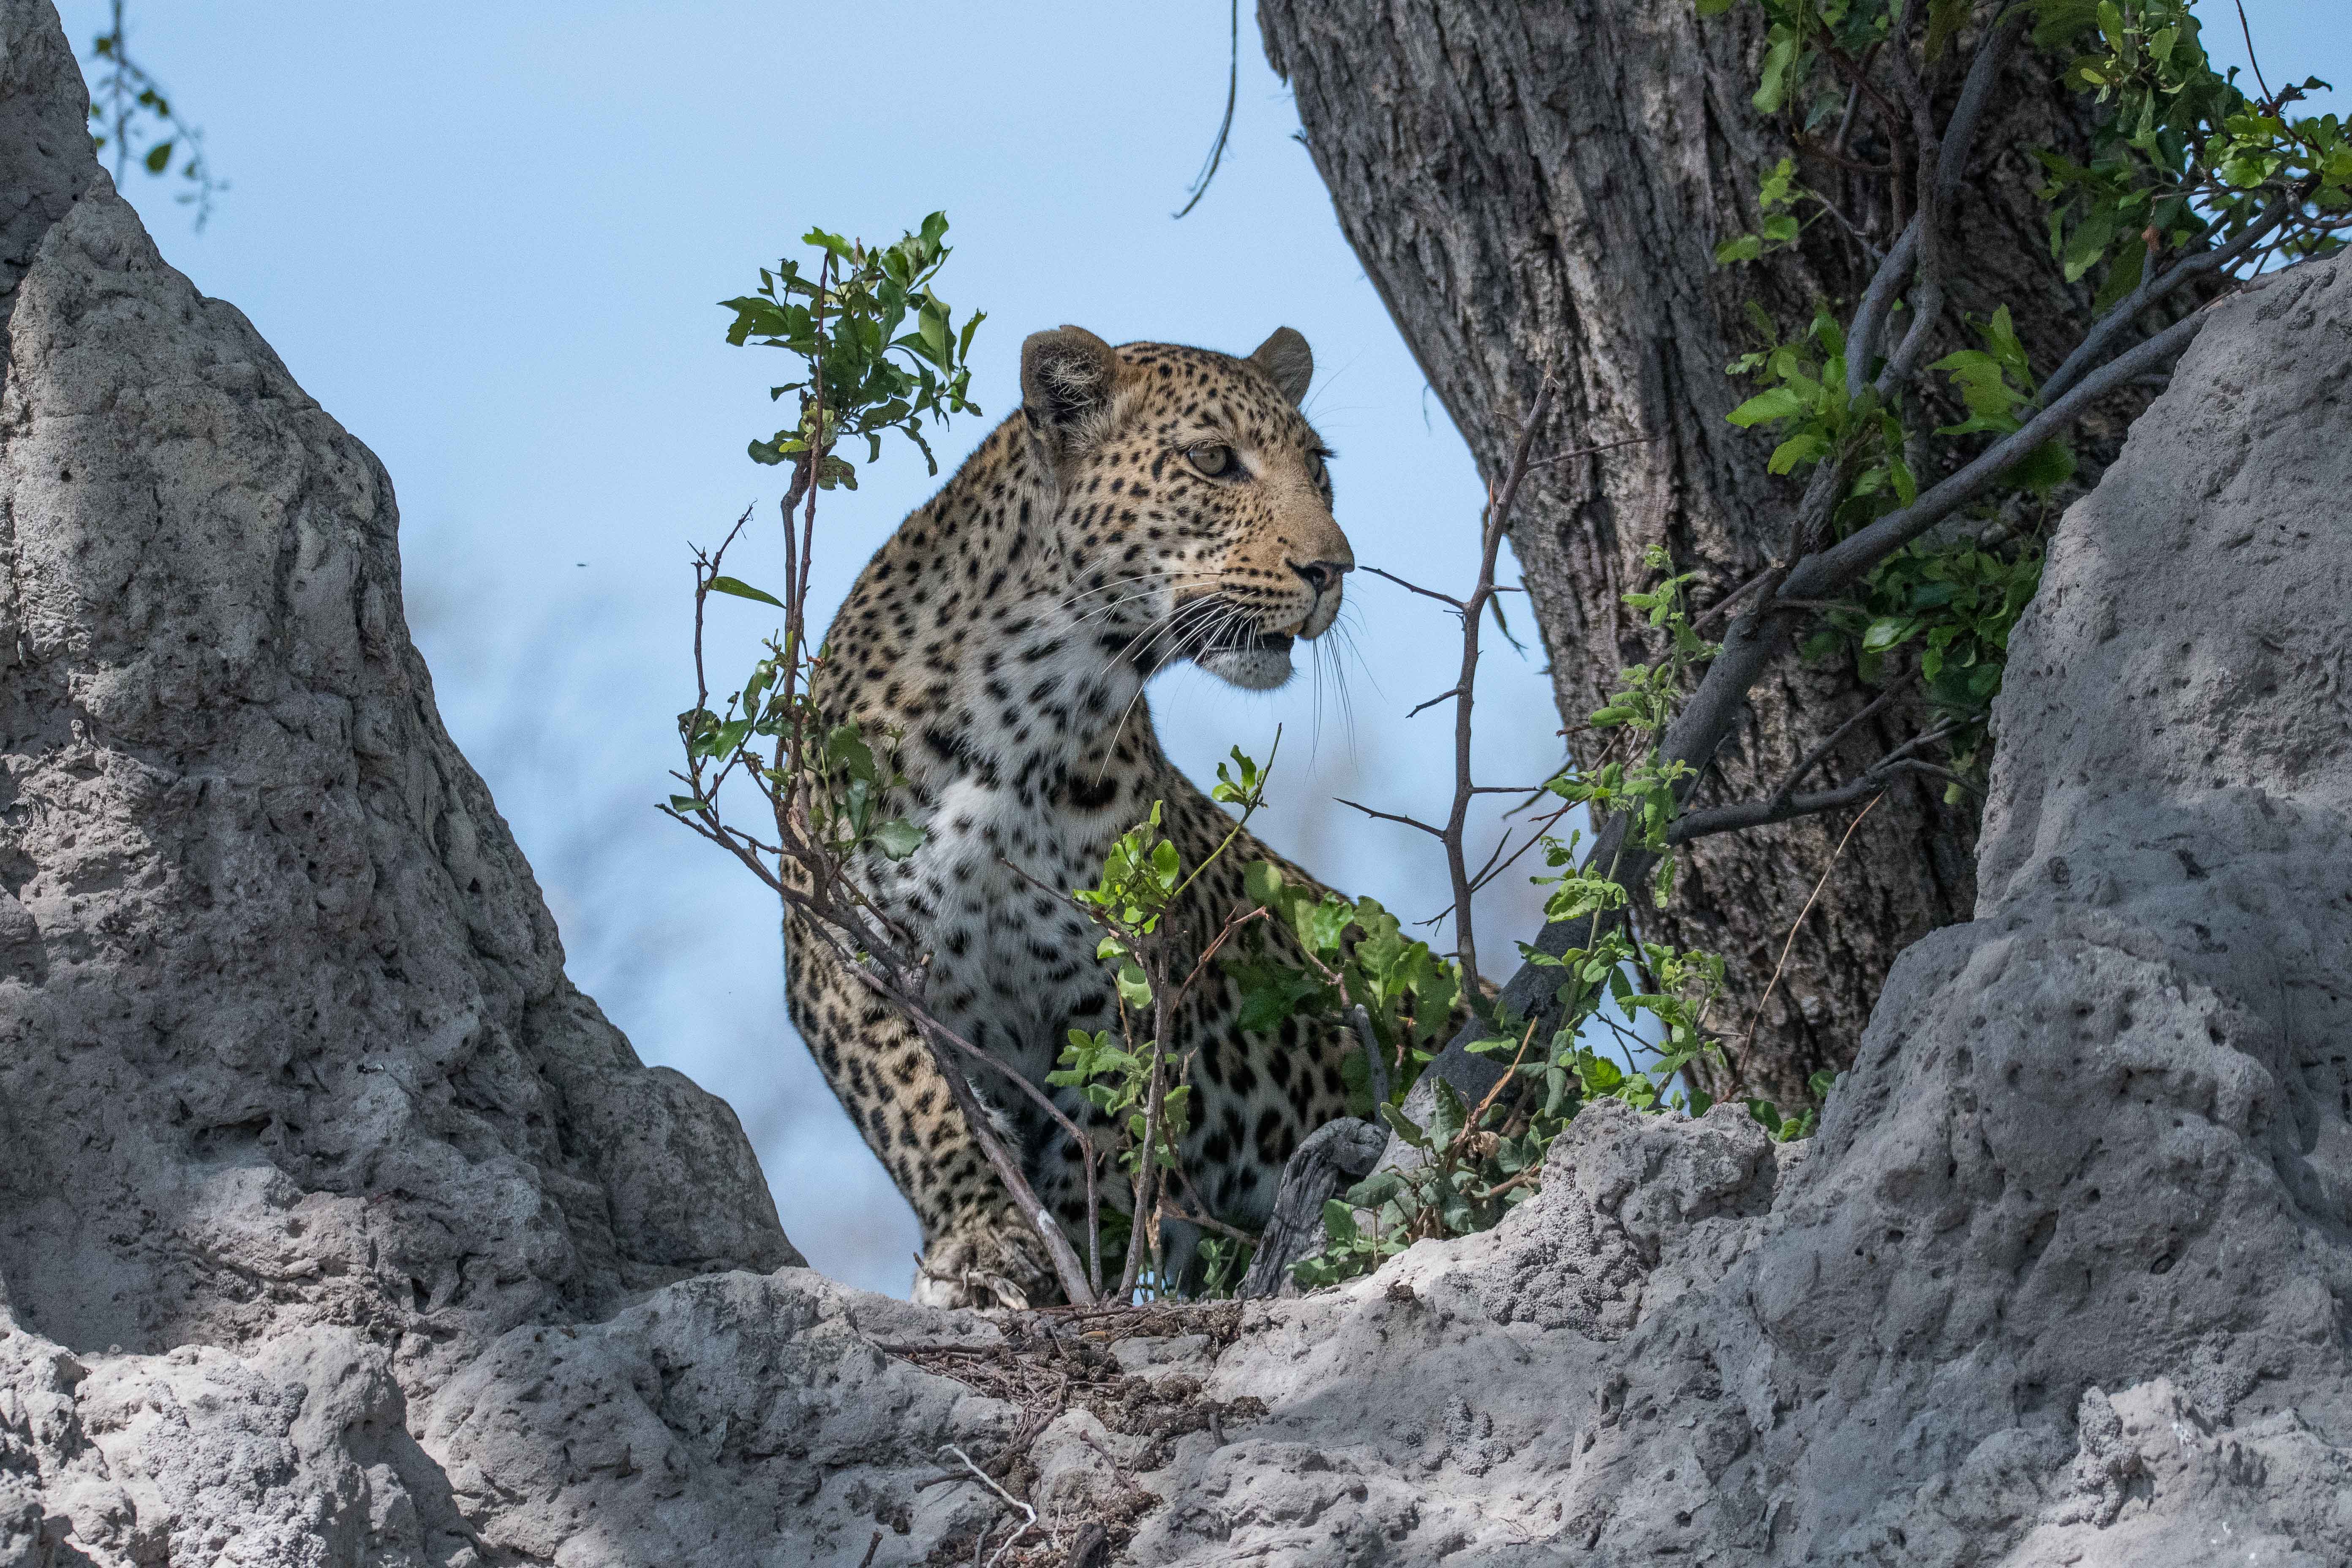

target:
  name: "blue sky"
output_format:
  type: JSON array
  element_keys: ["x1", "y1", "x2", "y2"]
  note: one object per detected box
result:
[{"x1": 65, "y1": 1, "x2": 2344, "y2": 1296}]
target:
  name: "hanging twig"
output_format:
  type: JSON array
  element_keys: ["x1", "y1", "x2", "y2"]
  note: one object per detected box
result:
[{"x1": 1173, "y1": 0, "x2": 1241, "y2": 219}]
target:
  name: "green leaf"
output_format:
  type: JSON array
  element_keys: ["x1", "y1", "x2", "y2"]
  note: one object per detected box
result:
[
  {"x1": 708, "y1": 576, "x2": 786, "y2": 608},
  {"x1": 870, "y1": 818, "x2": 926, "y2": 860},
  {"x1": 144, "y1": 139, "x2": 174, "y2": 174},
  {"x1": 1768, "y1": 432, "x2": 1830, "y2": 474},
  {"x1": 1861, "y1": 617, "x2": 1911, "y2": 653},
  {"x1": 1925, "y1": 0, "x2": 1970, "y2": 60},
  {"x1": 1727, "y1": 386, "x2": 1808, "y2": 427},
  {"x1": 2009, "y1": 439, "x2": 2077, "y2": 494},
  {"x1": 1321, "y1": 1198, "x2": 1359, "y2": 1246},
  {"x1": 1753, "y1": 28, "x2": 1799, "y2": 113}
]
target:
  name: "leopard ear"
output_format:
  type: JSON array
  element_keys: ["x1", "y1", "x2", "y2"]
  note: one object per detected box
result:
[
  {"x1": 1021, "y1": 326, "x2": 1120, "y2": 446},
  {"x1": 1248, "y1": 327, "x2": 1313, "y2": 405}
]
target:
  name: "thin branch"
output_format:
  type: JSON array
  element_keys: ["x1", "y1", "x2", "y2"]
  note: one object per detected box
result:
[
  {"x1": 2232, "y1": 0, "x2": 2278, "y2": 114},
  {"x1": 1157, "y1": 1198, "x2": 1260, "y2": 1246},
  {"x1": 939, "y1": 1444, "x2": 1037, "y2": 1568},
  {"x1": 2039, "y1": 192, "x2": 2292, "y2": 406},
  {"x1": 1668, "y1": 756, "x2": 1955, "y2": 844},
  {"x1": 1173, "y1": 0, "x2": 1240, "y2": 219},
  {"x1": 1522, "y1": 430, "x2": 1665, "y2": 471},
  {"x1": 834, "y1": 961, "x2": 1097, "y2": 1305},
  {"x1": 1691, "y1": 564, "x2": 1780, "y2": 630},
  {"x1": 1334, "y1": 797, "x2": 1447, "y2": 838},
  {"x1": 1768, "y1": 670, "x2": 1918, "y2": 806},
  {"x1": 1407, "y1": 686, "x2": 1462, "y2": 719},
  {"x1": 1358, "y1": 566, "x2": 1466, "y2": 610},
  {"x1": 1738, "y1": 794, "x2": 1885, "y2": 1048},
  {"x1": 1446, "y1": 377, "x2": 1559, "y2": 985}
]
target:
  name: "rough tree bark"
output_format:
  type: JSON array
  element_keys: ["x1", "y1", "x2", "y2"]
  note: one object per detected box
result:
[{"x1": 1259, "y1": 1, "x2": 2147, "y2": 1102}]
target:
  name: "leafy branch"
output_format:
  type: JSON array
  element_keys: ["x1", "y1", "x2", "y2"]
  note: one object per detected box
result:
[
  {"x1": 84, "y1": 0, "x2": 225, "y2": 229},
  {"x1": 664, "y1": 216, "x2": 1101, "y2": 1306}
]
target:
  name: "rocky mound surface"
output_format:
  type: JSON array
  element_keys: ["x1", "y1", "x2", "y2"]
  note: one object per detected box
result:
[{"x1": 3, "y1": 0, "x2": 2348, "y2": 1562}]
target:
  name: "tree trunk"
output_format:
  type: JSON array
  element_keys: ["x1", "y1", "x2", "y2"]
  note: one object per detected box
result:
[{"x1": 1260, "y1": 0, "x2": 2130, "y2": 1103}]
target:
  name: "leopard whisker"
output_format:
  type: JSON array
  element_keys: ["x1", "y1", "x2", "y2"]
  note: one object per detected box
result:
[{"x1": 1054, "y1": 568, "x2": 1221, "y2": 624}]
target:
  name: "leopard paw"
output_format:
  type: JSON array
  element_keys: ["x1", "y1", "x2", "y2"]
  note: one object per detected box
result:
[{"x1": 912, "y1": 1222, "x2": 1058, "y2": 1309}]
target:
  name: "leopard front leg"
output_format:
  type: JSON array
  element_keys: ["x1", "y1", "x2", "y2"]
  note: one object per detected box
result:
[{"x1": 784, "y1": 912, "x2": 1066, "y2": 1307}]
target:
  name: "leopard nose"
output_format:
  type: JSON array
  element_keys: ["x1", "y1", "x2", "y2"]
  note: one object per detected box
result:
[{"x1": 1289, "y1": 559, "x2": 1352, "y2": 596}]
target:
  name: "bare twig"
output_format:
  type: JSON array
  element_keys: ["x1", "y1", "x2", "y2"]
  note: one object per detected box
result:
[
  {"x1": 1738, "y1": 793, "x2": 1885, "y2": 1051},
  {"x1": 1157, "y1": 1198, "x2": 1260, "y2": 1246},
  {"x1": 1769, "y1": 670, "x2": 1919, "y2": 807},
  {"x1": 1334, "y1": 797, "x2": 1446, "y2": 838},
  {"x1": 1445, "y1": 377, "x2": 1559, "y2": 985},
  {"x1": 939, "y1": 1443, "x2": 1037, "y2": 1567},
  {"x1": 1521, "y1": 430, "x2": 1665, "y2": 471},
  {"x1": 2232, "y1": 0, "x2": 2278, "y2": 114},
  {"x1": 1690, "y1": 563, "x2": 1780, "y2": 631},
  {"x1": 1668, "y1": 755, "x2": 1949, "y2": 844},
  {"x1": 1358, "y1": 566, "x2": 1466, "y2": 610},
  {"x1": 1406, "y1": 686, "x2": 1462, "y2": 719},
  {"x1": 1173, "y1": 0, "x2": 1240, "y2": 219}
]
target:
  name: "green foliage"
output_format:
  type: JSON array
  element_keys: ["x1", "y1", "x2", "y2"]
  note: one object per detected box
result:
[
  {"x1": 675, "y1": 674, "x2": 929, "y2": 863},
  {"x1": 1290, "y1": 548, "x2": 1832, "y2": 1290},
  {"x1": 1197, "y1": 1233, "x2": 1255, "y2": 1298},
  {"x1": 1051, "y1": 743, "x2": 1282, "y2": 1292},
  {"x1": 674, "y1": 213, "x2": 993, "y2": 868},
  {"x1": 1702, "y1": 0, "x2": 2345, "y2": 800},
  {"x1": 83, "y1": 1, "x2": 224, "y2": 229},
  {"x1": 1229, "y1": 863, "x2": 1464, "y2": 1117},
  {"x1": 721, "y1": 211, "x2": 985, "y2": 478},
  {"x1": 2028, "y1": 0, "x2": 2349, "y2": 300},
  {"x1": 1049, "y1": 1027, "x2": 1192, "y2": 1176},
  {"x1": 1715, "y1": 156, "x2": 1809, "y2": 264},
  {"x1": 1562, "y1": 546, "x2": 1719, "y2": 906},
  {"x1": 1802, "y1": 537, "x2": 2045, "y2": 792}
]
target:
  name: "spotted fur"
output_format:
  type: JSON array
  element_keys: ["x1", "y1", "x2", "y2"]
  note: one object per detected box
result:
[{"x1": 787, "y1": 325, "x2": 1375, "y2": 1307}]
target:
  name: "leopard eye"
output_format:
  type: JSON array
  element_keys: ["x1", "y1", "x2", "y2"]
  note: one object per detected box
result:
[{"x1": 1186, "y1": 443, "x2": 1236, "y2": 479}]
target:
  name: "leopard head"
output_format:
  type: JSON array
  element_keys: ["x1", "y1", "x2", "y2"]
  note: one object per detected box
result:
[{"x1": 1021, "y1": 325, "x2": 1354, "y2": 692}]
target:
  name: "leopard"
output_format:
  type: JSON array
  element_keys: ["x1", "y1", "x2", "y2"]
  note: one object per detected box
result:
[{"x1": 787, "y1": 323, "x2": 1385, "y2": 1307}]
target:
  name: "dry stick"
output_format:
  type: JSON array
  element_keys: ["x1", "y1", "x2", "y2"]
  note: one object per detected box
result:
[
  {"x1": 1157, "y1": 1196, "x2": 1260, "y2": 1246},
  {"x1": 832, "y1": 960, "x2": 1097, "y2": 1306},
  {"x1": 1333, "y1": 795, "x2": 1444, "y2": 838},
  {"x1": 1357, "y1": 564, "x2": 1466, "y2": 610},
  {"x1": 1446, "y1": 377, "x2": 1559, "y2": 985},
  {"x1": 1737, "y1": 794, "x2": 1886, "y2": 1070},
  {"x1": 1670, "y1": 713, "x2": 1959, "y2": 844},
  {"x1": 939, "y1": 1443, "x2": 1037, "y2": 1568},
  {"x1": 1768, "y1": 670, "x2": 1919, "y2": 808},
  {"x1": 1122, "y1": 998, "x2": 1169, "y2": 1301},
  {"x1": 1690, "y1": 564, "x2": 1778, "y2": 632}
]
